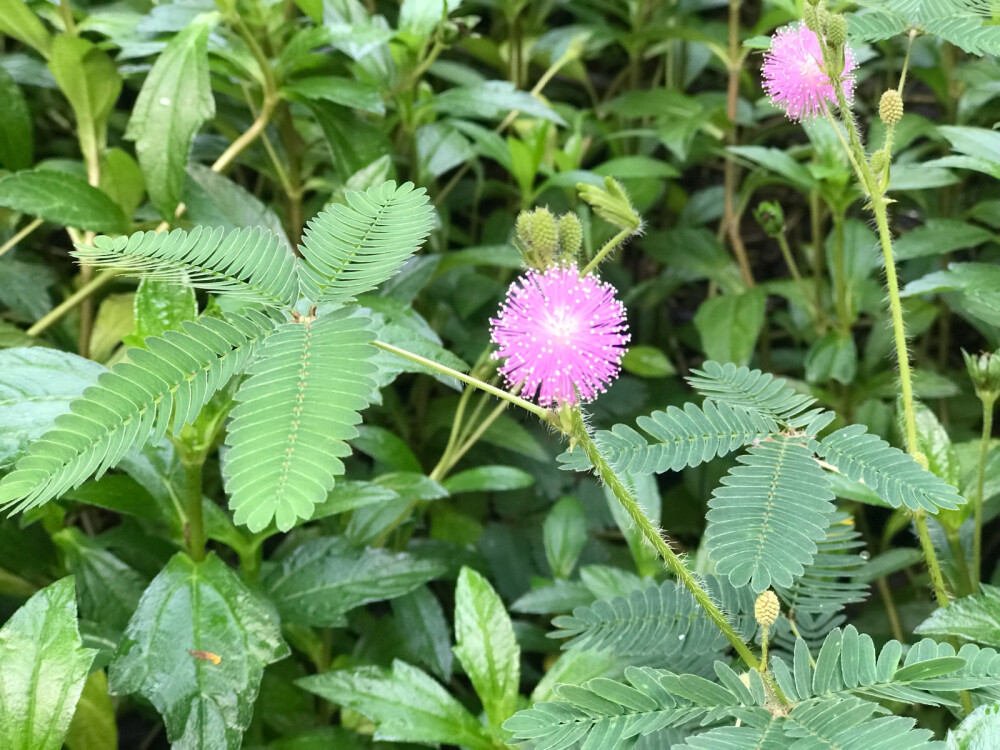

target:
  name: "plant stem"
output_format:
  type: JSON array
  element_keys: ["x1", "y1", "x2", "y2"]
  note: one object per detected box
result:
[
  {"x1": 580, "y1": 227, "x2": 633, "y2": 277},
  {"x1": 26, "y1": 269, "x2": 118, "y2": 338},
  {"x1": 372, "y1": 340, "x2": 552, "y2": 421},
  {"x1": 0, "y1": 218, "x2": 43, "y2": 260},
  {"x1": 566, "y1": 409, "x2": 763, "y2": 672},
  {"x1": 946, "y1": 528, "x2": 975, "y2": 597},
  {"x1": 830, "y1": 210, "x2": 851, "y2": 333},
  {"x1": 182, "y1": 456, "x2": 206, "y2": 561},
  {"x1": 973, "y1": 398, "x2": 995, "y2": 589}
]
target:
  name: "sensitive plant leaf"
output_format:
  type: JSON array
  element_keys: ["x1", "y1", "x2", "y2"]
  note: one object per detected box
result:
[
  {"x1": 297, "y1": 660, "x2": 493, "y2": 749},
  {"x1": 705, "y1": 437, "x2": 836, "y2": 593},
  {"x1": 687, "y1": 361, "x2": 817, "y2": 426},
  {"x1": 224, "y1": 311, "x2": 379, "y2": 532},
  {"x1": 297, "y1": 181, "x2": 435, "y2": 304},
  {"x1": 109, "y1": 553, "x2": 288, "y2": 750},
  {"x1": 0, "y1": 170, "x2": 128, "y2": 233},
  {"x1": 915, "y1": 585, "x2": 1000, "y2": 647},
  {"x1": 0, "y1": 68, "x2": 32, "y2": 170},
  {"x1": 454, "y1": 567, "x2": 521, "y2": 735},
  {"x1": 814, "y1": 424, "x2": 965, "y2": 512},
  {"x1": 0, "y1": 348, "x2": 105, "y2": 469},
  {"x1": 74, "y1": 225, "x2": 299, "y2": 308},
  {"x1": 0, "y1": 310, "x2": 275, "y2": 513},
  {"x1": 126, "y1": 14, "x2": 216, "y2": 219},
  {"x1": 261, "y1": 536, "x2": 447, "y2": 627},
  {"x1": 47, "y1": 35, "x2": 121, "y2": 175},
  {"x1": 783, "y1": 696, "x2": 938, "y2": 750},
  {"x1": 0, "y1": 578, "x2": 96, "y2": 750}
]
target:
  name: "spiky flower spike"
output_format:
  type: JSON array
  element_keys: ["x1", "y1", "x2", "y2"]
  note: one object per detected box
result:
[
  {"x1": 762, "y1": 23, "x2": 856, "y2": 122},
  {"x1": 490, "y1": 265, "x2": 629, "y2": 408}
]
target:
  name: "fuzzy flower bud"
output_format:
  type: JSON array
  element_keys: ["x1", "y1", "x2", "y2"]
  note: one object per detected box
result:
[
  {"x1": 879, "y1": 89, "x2": 904, "y2": 126},
  {"x1": 558, "y1": 213, "x2": 583, "y2": 258},
  {"x1": 803, "y1": 4, "x2": 820, "y2": 32},
  {"x1": 963, "y1": 349, "x2": 1000, "y2": 402},
  {"x1": 754, "y1": 201, "x2": 785, "y2": 238},
  {"x1": 870, "y1": 149, "x2": 887, "y2": 173},
  {"x1": 754, "y1": 590, "x2": 780, "y2": 628},
  {"x1": 531, "y1": 208, "x2": 559, "y2": 262},
  {"x1": 824, "y1": 14, "x2": 848, "y2": 46},
  {"x1": 515, "y1": 211, "x2": 532, "y2": 248}
]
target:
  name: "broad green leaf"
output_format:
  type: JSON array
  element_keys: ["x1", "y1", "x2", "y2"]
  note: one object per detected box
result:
[
  {"x1": 183, "y1": 163, "x2": 287, "y2": 241},
  {"x1": 391, "y1": 585, "x2": 454, "y2": 681},
  {"x1": 123, "y1": 278, "x2": 197, "y2": 348},
  {"x1": 47, "y1": 35, "x2": 121, "y2": 175},
  {"x1": 916, "y1": 585, "x2": 1000, "y2": 647},
  {"x1": 729, "y1": 145, "x2": 816, "y2": 189},
  {"x1": 0, "y1": 67, "x2": 32, "y2": 169},
  {"x1": 594, "y1": 155, "x2": 680, "y2": 180},
  {"x1": 621, "y1": 344, "x2": 676, "y2": 378},
  {"x1": 805, "y1": 332, "x2": 857, "y2": 385},
  {"x1": 453, "y1": 567, "x2": 520, "y2": 737},
  {"x1": 283, "y1": 75, "x2": 385, "y2": 115},
  {"x1": 0, "y1": 0, "x2": 51, "y2": 56},
  {"x1": 0, "y1": 348, "x2": 105, "y2": 469},
  {"x1": 902, "y1": 263, "x2": 1000, "y2": 327},
  {"x1": 443, "y1": 465, "x2": 534, "y2": 494},
  {"x1": 543, "y1": 496, "x2": 588, "y2": 579},
  {"x1": 65, "y1": 670, "x2": 117, "y2": 750},
  {"x1": 99, "y1": 148, "x2": 145, "y2": 219},
  {"x1": 0, "y1": 577, "x2": 96, "y2": 750},
  {"x1": 399, "y1": 0, "x2": 460, "y2": 37},
  {"x1": 53, "y1": 527, "x2": 148, "y2": 633},
  {"x1": 912, "y1": 400, "x2": 961, "y2": 491},
  {"x1": 694, "y1": 288, "x2": 766, "y2": 366},
  {"x1": 88, "y1": 292, "x2": 135, "y2": 363},
  {"x1": 261, "y1": 536, "x2": 447, "y2": 627},
  {"x1": 430, "y1": 81, "x2": 566, "y2": 125},
  {"x1": 947, "y1": 702, "x2": 1000, "y2": 750},
  {"x1": 297, "y1": 660, "x2": 493, "y2": 749},
  {"x1": 0, "y1": 171, "x2": 128, "y2": 233},
  {"x1": 108, "y1": 553, "x2": 288, "y2": 750},
  {"x1": 0, "y1": 257, "x2": 53, "y2": 321},
  {"x1": 351, "y1": 425, "x2": 422, "y2": 473},
  {"x1": 894, "y1": 219, "x2": 994, "y2": 260},
  {"x1": 126, "y1": 15, "x2": 216, "y2": 219}
]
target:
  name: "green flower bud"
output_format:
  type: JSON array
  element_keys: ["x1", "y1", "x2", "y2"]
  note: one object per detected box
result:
[
  {"x1": 578, "y1": 177, "x2": 641, "y2": 232},
  {"x1": 870, "y1": 149, "x2": 887, "y2": 173},
  {"x1": 515, "y1": 211, "x2": 532, "y2": 249},
  {"x1": 803, "y1": 4, "x2": 820, "y2": 32},
  {"x1": 558, "y1": 213, "x2": 583, "y2": 258},
  {"x1": 530, "y1": 207, "x2": 559, "y2": 265},
  {"x1": 879, "y1": 89, "x2": 904, "y2": 126},
  {"x1": 963, "y1": 349, "x2": 1000, "y2": 403},
  {"x1": 753, "y1": 201, "x2": 785, "y2": 238},
  {"x1": 825, "y1": 14, "x2": 848, "y2": 46}
]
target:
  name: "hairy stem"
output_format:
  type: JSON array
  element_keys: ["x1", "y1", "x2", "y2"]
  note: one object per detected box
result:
[
  {"x1": 580, "y1": 227, "x2": 633, "y2": 277},
  {"x1": 566, "y1": 409, "x2": 764, "y2": 672},
  {"x1": 722, "y1": 0, "x2": 754, "y2": 287},
  {"x1": 974, "y1": 398, "x2": 995, "y2": 589}
]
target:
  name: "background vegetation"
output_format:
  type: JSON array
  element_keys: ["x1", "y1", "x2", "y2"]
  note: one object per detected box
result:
[{"x1": 1, "y1": 0, "x2": 1000, "y2": 747}]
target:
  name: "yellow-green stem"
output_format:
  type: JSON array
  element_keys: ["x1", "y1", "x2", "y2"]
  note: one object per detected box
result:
[
  {"x1": 580, "y1": 227, "x2": 633, "y2": 277},
  {"x1": 973, "y1": 399, "x2": 995, "y2": 588},
  {"x1": 0, "y1": 218, "x2": 44, "y2": 260},
  {"x1": 27, "y1": 269, "x2": 118, "y2": 338}
]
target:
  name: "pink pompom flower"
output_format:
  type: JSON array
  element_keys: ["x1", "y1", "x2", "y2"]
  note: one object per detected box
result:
[
  {"x1": 762, "y1": 23, "x2": 856, "y2": 121},
  {"x1": 490, "y1": 265, "x2": 629, "y2": 408}
]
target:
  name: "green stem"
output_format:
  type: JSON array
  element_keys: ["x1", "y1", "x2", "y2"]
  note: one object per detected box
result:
[
  {"x1": 0, "y1": 217, "x2": 43, "y2": 260},
  {"x1": 567, "y1": 409, "x2": 763, "y2": 673},
  {"x1": 946, "y1": 529, "x2": 975, "y2": 597},
  {"x1": 974, "y1": 398, "x2": 995, "y2": 589},
  {"x1": 182, "y1": 456, "x2": 206, "y2": 561},
  {"x1": 831, "y1": 210, "x2": 851, "y2": 333},
  {"x1": 580, "y1": 227, "x2": 633, "y2": 277},
  {"x1": 27, "y1": 269, "x2": 118, "y2": 338},
  {"x1": 372, "y1": 340, "x2": 552, "y2": 421}
]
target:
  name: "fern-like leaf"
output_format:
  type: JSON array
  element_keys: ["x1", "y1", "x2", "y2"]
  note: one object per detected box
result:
[
  {"x1": 224, "y1": 309, "x2": 379, "y2": 532},
  {"x1": 813, "y1": 424, "x2": 964, "y2": 512},
  {"x1": 73, "y1": 226, "x2": 299, "y2": 307},
  {"x1": 0, "y1": 311, "x2": 276, "y2": 512},
  {"x1": 775, "y1": 512, "x2": 869, "y2": 618},
  {"x1": 686, "y1": 361, "x2": 818, "y2": 427},
  {"x1": 550, "y1": 576, "x2": 757, "y2": 657},
  {"x1": 706, "y1": 437, "x2": 835, "y2": 593},
  {"x1": 850, "y1": 0, "x2": 1000, "y2": 54},
  {"x1": 557, "y1": 400, "x2": 776, "y2": 473},
  {"x1": 298, "y1": 181, "x2": 435, "y2": 304}
]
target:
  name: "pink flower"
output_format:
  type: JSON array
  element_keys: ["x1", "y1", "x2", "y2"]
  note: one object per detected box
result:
[
  {"x1": 490, "y1": 265, "x2": 629, "y2": 408},
  {"x1": 762, "y1": 23, "x2": 856, "y2": 121}
]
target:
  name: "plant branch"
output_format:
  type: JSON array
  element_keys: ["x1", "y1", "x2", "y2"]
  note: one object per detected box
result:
[
  {"x1": 580, "y1": 227, "x2": 633, "y2": 277},
  {"x1": 973, "y1": 398, "x2": 995, "y2": 589},
  {"x1": 26, "y1": 269, "x2": 118, "y2": 338},
  {"x1": 0, "y1": 218, "x2": 43, "y2": 260}
]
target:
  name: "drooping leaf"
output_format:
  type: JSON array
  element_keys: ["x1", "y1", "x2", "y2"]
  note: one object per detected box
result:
[
  {"x1": 0, "y1": 347, "x2": 105, "y2": 469},
  {"x1": 454, "y1": 567, "x2": 521, "y2": 736},
  {"x1": 298, "y1": 181, "x2": 435, "y2": 304},
  {"x1": 108, "y1": 553, "x2": 288, "y2": 750},
  {"x1": 224, "y1": 310, "x2": 379, "y2": 532},
  {"x1": 261, "y1": 536, "x2": 447, "y2": 627},
  {"x1": 126, "y1": 15, "x2": 216, "y2": 219},
  {"x1": 0, "y1": 577, "x2": 96, "y2": 750},
  {"x1": 0, "y1": 310, "x2": 276, "y2": 513},
  {"x1": 0, "y1": 170, "x2": 128, "y2": 233},
  {"x1": 297, "y1": 660, "x2": 493, "y2": 749}
]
